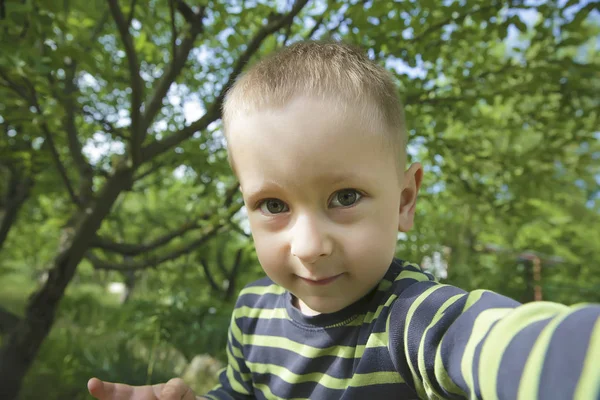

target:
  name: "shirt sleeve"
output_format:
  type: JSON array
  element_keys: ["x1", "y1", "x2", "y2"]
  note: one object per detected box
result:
[
  {"x1": 388, "y1": 280, "x2": 600, "y2": 400},
  {"x1": 204, "y1": 301, "x2": 254, "y2": 400}
]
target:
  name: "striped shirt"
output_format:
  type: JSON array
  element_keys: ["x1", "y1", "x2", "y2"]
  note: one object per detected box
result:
[{"x1": 205, "y1": 259, "x2": 600, "y2": 399}]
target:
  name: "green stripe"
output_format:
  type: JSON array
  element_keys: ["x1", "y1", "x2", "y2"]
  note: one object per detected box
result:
[
  {"x1": 478, "y1": 301, "x2": 568, "y2": 400},
  {"x1": 461, "y1": 307, "x2": 513, "y2": 399},
  {"x1": 245, "y1": 332, "x2": 389, "y2": 359},
  {"x1": 230, "y1": 315, "x2": 244, "y2": 346},
  {"x1": 226, "y1": 339, "x2": 246, "y2": 377},
  {"x1": 395, "y1": 269, "x2": 433, "y2": 283},
  {"x1": 434, "y1": 334, "x2": 465, "y2": 397},
  {"x1": 461, "y1": 289, "x2": 485, "y2": 312},
  {"x1": 350, "y1": 371, "x2": 404, "y2": 386},
  {"x1": 352, "y1": 295, "x2": 398, "y2": 326},
  {"x1": 225, "y1": 341, "x2": 252, "y2": 385},
  {"x1": 418, "y1": 293, "x2": 466, "y2": 399},
  {"x1": 246, "y1": 361, "x2": 402, "y2": 390},
  {"x1": 572, "y1": 309, "x2": 600, "y2": 400},
  {"x1": 226, "y1": 362, "x2": 251, "y2": 395},
  {"x1": 239, "y1": 284, "x2": 286, "y2": 296},
  {"x1": 348, "y1": 270, "x2": 431, "y2": 327},
  {"x1": 403, "y1": 284, "x2": 447, "y2": 398},
  {"x1": 517, "y1": 304, "x2": 576, "y2": 399},
  {"x1": 236, "y1": 306, "x2": 289, "y2": 320},
  {"x1": 378, "y1": 279, "x2": 392, "y2": 291},
  {"x1": 254, "y1": 382, "x2": 308, "y2": 400},
  {"x1": 204, "y1": 391, "x2": 223, "y2": 400}
]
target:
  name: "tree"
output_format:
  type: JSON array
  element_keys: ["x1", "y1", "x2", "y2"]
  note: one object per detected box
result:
[
  {"x1": 0, "y1": 0, "x2": 598, "y2": 398},
  {"x1": 0, "y1": 0, "x2": 311, "y2": 396}
]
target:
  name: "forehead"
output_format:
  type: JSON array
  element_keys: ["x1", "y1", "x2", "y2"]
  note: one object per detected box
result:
[{"x1": 226, "y1": 96, "x2": 398, "y2": 192}]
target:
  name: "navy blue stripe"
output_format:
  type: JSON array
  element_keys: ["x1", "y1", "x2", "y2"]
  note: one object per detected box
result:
[
  {"x1": 243, "y1": 341, "x2": 396, "y2": 378},
  {"x1": 252, "y1": 372, "x2": 344, "y2": 399},
  {"x1": 347, "y1": 382, "x2": 419, "y2": 399},
  {"x1": 237, "y1": 292, "x2": 283, "y2": 309},
  {"x1": 406, "y1": 286, "x2": 461, "y2": 369},
  {"x1": 440, "y1": 291, "x2": 520, "y2": 394},
  {"x1": 238, "y1": 315, "x2": 364, "y2": 347},
  {"x1": 496, "y1": 317, "x2": 552, "y2": 400},
  {"x1": 470, "y1": 319, "x2": 501, "y2": 400},
  {"x1": 407, "y1": 286, "x2": 466, "y2": 395},
  {"x1": 388, "y1": 280, "x2": 439, "y2": 391},
  {"x1": 423, "y1": 293, "x2": 468, "y2": 399},
  {"x1": 537, "y1": 306, "x2": 600, "y2": 400},
  {"x1": 252, "y1": 371, "x2": 418, "y2": 399}
]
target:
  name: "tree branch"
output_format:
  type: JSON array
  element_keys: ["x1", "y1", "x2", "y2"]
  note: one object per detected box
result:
[
  {"x1": 41, "y1": 127, "x2": 81, "y2": 206},
  {"x1": 87, "y1": 223, "x2": 224, "y2": 271},
  {"x1": 139, "y1": 3, "x2": 206, "y2": 139},
  {"x1": 0, "y1": 166, "x2": 33, "y2": 252},
  {"x1": 223, "y1": 182, "x2": 240, "y2": 208},
  {"x1": 91, "y1": 218, "x2": 207, "y2": 256},
  {"x1": 200, "y1": 257, "x2": 221, "y2": 292},
  {"x1": 140, "y1": 0, "x2": 310, "y2": 163},
  {"x1": 90, "y1": 181, "x2": 241, "y2": 258},
  {"x1": 0, "y1": 68, "x2": 31, "y2": 102},
  {"x1": 225, "y1": 248, "x2": 244, "y2": 300},
  {"x1": 23, "y1": 83, "x2": 81, "y2": 207},
  {"x1": 411, "y1": 3, "x2": 499, "y2": 43},
  {"x1": 63, "y1": 62, "x2": 94, "y2": 203},
  {"x1": 126, "y1": 0, "x2": 138, "y2": 27},
  {"x1": 82, "y1": 108, "x2": 128, "y2": 140},
  {"x1": 133, "y1": 161, "x2": 164, "y2": 181},
  {"x1": 306, "y1": 14, "x2": 326, "y2": 40},
  {"x1": 169, "y1": 0, "x2": 177, "y2": 58},
  {"x1": 91, "y1": 179, "x2": 240, "y2": 256},
  {"x1": 0, "y1": 70, "x2": 81, "y2": 206},
  {"x1": 84, "y1": 10, "x2": 110, "y2": 53},
  {"x1": 107, "y1": 0, "x2": 144, "y2": 166},
  {"x1": 175, "y1": 0, "x2": 198, "y2": 25},
  {"x1": 229, "y1": 221, "x2": 251, "y2": 238},
  {"x1": 0, "y1": 306, "x2": 20, "y2": 334}
]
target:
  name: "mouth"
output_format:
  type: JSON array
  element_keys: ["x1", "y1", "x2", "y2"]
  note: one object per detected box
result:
[{"x1": 299, "y1": 273, "x2": 344, "y2": 286}]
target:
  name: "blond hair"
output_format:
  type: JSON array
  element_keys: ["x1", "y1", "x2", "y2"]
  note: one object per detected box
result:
[{"x1": 222, "y1": 41, "x2": 407, "y2": 169}]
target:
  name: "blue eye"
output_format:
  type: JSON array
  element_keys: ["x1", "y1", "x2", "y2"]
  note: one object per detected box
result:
[
  {"x1": 259, "y1": 199, "x2": 289, "y2": 214},
  {"x1": 330, "y1": 189, "x2": 361, "y2": 208}
]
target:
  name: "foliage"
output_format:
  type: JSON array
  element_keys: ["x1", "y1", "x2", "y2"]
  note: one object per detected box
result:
[{"x1": 0, "y1": 0, "x2": 598, "y2": 398}]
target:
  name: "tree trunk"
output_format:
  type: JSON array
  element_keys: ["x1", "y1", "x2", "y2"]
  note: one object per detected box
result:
[
  {"x1": 0, "y1": 167, "x2": 132, "y2": 400},
  {"x1": 0, "y1": 169, "x2": 33, "y2": 253}
]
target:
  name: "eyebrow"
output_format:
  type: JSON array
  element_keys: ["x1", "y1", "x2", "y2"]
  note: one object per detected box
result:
[
  {"x1": 243, "y1": 180, "x2": 286, "y2": 205},
  {"x1": 244, "y1": 172, "x2": 365, "y2": 204}
]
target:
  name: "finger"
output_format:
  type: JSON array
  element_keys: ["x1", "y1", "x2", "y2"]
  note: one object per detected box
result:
[
  {"x1": 87, "y1": 377, "x2": 134, "y2": 400},
  {"x1": 88, "y1": 378, "x2": 104, "y2": 399},
  {"x1": 160, "y1": 378, "x2": 195, "y2": 400}
]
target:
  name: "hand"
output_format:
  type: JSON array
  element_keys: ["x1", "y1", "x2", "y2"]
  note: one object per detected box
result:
[{"x1": 88, "y1": 377, "x2": 199, "y2": 400}]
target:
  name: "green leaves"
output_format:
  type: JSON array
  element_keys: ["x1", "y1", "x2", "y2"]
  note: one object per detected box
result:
[{"x1": 0, "y1": 0, "x2": 598, "y2": 396}]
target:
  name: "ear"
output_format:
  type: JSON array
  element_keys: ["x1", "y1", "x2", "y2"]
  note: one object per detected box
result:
[{"x1": 398, "y1": 163, "x2": 423, "y2": 232}]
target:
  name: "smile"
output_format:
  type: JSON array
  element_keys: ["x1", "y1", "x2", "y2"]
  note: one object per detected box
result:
[{"x1": 299, "y1": 273, "x2": 344, "y2": 286}]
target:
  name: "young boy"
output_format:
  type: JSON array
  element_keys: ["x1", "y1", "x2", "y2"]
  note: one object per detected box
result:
[{"x1": 88, "y1": 41, "x2": 600, "y2": 400}]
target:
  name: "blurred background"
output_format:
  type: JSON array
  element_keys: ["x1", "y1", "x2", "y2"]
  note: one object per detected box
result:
[{"x1": 0, "y1": 0, "x2": 598, "y2": 398}]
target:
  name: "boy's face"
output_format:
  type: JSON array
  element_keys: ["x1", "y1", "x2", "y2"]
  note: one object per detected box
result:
[{"x1": 228, "y1": 96, "x2": 422, "y2": 315}]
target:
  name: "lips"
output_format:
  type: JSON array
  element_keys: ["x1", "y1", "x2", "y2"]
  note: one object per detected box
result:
[{"x1": 299, "y1": 273, "x2": 343, "y2": 286}]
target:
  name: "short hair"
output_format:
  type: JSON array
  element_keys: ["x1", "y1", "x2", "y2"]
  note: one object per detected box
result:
[{"x1": 222, "y1": 41, "x2": 407, "y2": 169}]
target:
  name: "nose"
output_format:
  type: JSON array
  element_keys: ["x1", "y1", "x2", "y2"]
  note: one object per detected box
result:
[{"x1": 290, "y1": 214, "x2": 333, "y2": 264}]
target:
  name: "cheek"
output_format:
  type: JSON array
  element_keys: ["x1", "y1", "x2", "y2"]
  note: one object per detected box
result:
[
  {"x1": 250, "y1": 226, "x2": 288, "y2": 273},
  {"x1": 341, "y1": 204, "x2": 399, "y2": 258}
]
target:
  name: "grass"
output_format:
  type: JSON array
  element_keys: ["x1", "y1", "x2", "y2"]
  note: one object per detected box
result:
[{"x1": 0, "y1": 274, "x2": 222, "y2": 399}]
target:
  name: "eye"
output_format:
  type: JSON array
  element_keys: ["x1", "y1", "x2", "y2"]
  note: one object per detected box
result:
[
  {"x1": 329, "y1": 189, "x2": 362, "y2": 208},
  {"x1": 258, "y1": 199, "x2": 289, "y2": 214}
]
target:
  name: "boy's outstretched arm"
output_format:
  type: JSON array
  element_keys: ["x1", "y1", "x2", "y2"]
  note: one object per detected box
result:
[{"x1": 388, "y1": 280, "x2": 600, "y2": 400}]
